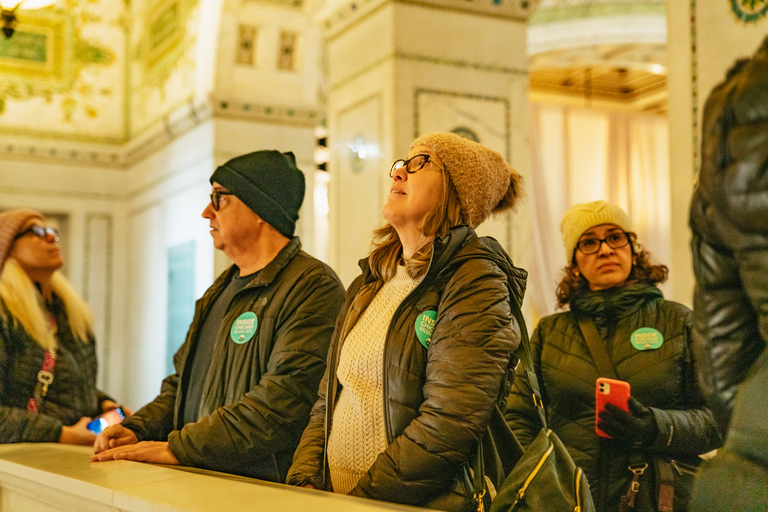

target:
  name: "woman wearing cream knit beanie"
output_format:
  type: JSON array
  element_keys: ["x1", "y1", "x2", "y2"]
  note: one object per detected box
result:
[
  {"x1": 287, "y1": 133, "x2": 527, "y2": 510},
  {"x1": 506, "y1": 200, "x2": 721, "y2": 512}
]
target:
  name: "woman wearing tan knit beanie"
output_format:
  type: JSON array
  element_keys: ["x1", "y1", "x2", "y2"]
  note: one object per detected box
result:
[
  {"x1": 506, "y1": 200, "x2": 722, "y2": 512},
  {"x1": 0, "y1": 208, "x2": 127, "y2": 445},
  {"x1": 287, "y1": 133, "x2": 527, "y2": 510}
]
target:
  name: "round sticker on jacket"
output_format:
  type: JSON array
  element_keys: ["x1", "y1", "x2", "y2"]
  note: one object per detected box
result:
[
  {"x1": 630, "y1": 327, "x2": 663, "y2": 350},
  {"x1": 415, "y1": 310, "x2": 437, "y2": 349},
  {"x1": 231, "y1": 312, "x2": 258, "y2": 344}
]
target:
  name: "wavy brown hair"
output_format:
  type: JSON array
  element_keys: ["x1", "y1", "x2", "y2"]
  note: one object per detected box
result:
[
  {"x1": 555, "y1": 232, "x2": 668, "y2": 308},
  {"x1": 368, "y1": 170, "x2": 463, "y2": 282}
]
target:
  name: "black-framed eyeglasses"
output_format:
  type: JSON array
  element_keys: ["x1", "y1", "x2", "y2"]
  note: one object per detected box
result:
[
  {"x1": 14, "y1": 225, "x2": 60, "y2": 242},
  {"x1": 576, "y1": 231, "x2": 630, "y2": 255},
  {"x1": 389, "y1": 154, "x2": 445, "y2": 178},
  {"x1": 210, "y1": 190, "x2": 235, "y2": 211}
]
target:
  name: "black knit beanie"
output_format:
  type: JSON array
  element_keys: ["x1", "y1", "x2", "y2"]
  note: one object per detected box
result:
[{"x1": 210, "y1": 150, "x2": 305, "y2": 238}]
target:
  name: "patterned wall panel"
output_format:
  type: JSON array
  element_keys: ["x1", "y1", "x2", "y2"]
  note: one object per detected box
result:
[
  {"x1": 83, "y1": 213, "x2": 113, "y2": 390},
  {"x1": 130, "y1": 0, "x2": 199, "y2": 136}
]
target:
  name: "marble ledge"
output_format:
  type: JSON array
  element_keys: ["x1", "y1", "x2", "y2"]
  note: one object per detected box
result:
[{"x1": 0, "y1": 444, "x2": 425, "y2": 512}]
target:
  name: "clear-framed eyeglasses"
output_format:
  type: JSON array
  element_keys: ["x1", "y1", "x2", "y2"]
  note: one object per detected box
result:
[
  {"x1": 389, "y1": 154, "x2": 445, "y2": 178},
  {"x1": 576, "y1": 232, "x2": 630, "y2": 255}
]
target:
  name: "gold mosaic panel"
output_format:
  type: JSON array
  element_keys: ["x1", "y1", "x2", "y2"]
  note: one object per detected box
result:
[{"x1": 0, "y1": 10, "x2": 72, "y2": 90}]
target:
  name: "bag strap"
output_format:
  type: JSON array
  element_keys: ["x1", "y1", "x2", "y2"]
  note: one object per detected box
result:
[
  {"x1": 27, "y1": 347, "x2": 57, "y2": 414},
  {"x1": 507, "y1": 296, "x2": 548, "y2": 431},
  {"x1": 577, "y1": 316, "x2": 618, "y2": 379},
  {"x1": 26, "y1": 311, "x2": 58, "y2": 414}
]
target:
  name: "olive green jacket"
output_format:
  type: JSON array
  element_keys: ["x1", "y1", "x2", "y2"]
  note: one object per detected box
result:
[{"x1": 122, "y1": 238, "x2": 344, "y2": 481}]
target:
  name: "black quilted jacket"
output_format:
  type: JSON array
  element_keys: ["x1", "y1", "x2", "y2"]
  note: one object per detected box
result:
[
  {"x1": 688, "y1": 35, "x2": 768, "y2": 510},
  {"x1": 506, "y1": 284, "x2": 722, "y2": 512},
  {"x1": 286, "y1": 225, "x2": 527, "y2": 509},
  {"x1": 0, "y1": 294, "x2": 108, "y2": 443}
]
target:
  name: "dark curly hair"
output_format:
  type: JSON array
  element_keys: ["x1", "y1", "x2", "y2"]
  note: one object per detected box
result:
[{"x1": 555, "y1": 232, "x2": 668, "y2": 308}]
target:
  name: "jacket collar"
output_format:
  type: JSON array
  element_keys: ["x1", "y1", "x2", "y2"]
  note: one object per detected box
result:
[
  {"x1": 356, "y1": 225, "x2": 474, "y2": 284},
  {"x1": 355, "y1": 225, "x2": 527, "y2": 308},
  {"x1": 215, "y1": 236, "x2": 302, "y2": 292}
]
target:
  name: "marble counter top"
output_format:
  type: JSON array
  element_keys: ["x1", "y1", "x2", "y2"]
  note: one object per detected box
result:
[{"x1": 0, "y1": 444, "x2": 425, "y2": 512}]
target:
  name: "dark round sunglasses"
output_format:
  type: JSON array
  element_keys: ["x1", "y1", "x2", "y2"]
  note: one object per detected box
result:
[{"x1": 14, "y1": 225, "x2": 60, "y2": 242}]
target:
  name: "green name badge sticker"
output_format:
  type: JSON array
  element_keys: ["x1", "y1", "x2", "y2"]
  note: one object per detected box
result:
[
  {"x1": 630, "y1": 327, "x2": 664, "y2": 350},
  {"x1": 230, "y1": 312, "x2": 258, "y2": 344},
  {"x1": 415, "y1": 310, "x2": 437, "y2": 349}
]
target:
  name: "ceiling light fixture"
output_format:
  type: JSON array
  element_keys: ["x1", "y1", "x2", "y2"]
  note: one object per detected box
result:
[{"x1": 1, "y1": 0, "x2": 57, "y2": 39}]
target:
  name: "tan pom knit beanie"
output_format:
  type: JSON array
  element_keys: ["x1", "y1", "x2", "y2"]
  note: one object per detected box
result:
[
  {"x1": 410, "y1": 133, "x2": 524, "y2": 228},
  {"x1": 0, "y1": 208, "x2": 45, "y2": 273},
  {"x1": 559, "y1": 201, "x2": 632, "y2": 263}
]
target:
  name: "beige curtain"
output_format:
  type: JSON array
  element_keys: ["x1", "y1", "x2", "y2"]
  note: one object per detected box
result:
[{"x1": 529, "y1": 103, "x2": 671, "y2": 321}]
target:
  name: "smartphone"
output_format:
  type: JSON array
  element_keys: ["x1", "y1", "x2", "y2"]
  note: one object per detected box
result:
[
  {"x1": 595, "y1": 378, "x2": 630, "y2": 438},
  {"x1": 87, "y1": 407, "x2": 125, "y2": 435}
]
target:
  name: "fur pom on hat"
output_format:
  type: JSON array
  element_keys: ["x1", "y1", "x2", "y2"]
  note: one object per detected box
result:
[
  {"x1": 410, "y1": 133, "x2": 524, "y2": 228},
  {"x1": 0, "y1": 208, "x2": 45, "y2": 273},
  {"x1": 559, "y1": 200, "x2": 632, "y2": 262}
]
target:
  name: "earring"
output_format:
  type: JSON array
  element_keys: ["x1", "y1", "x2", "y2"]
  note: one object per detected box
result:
[{"x1": 573, "y1": 269, "x2": 580, "y2": 277}]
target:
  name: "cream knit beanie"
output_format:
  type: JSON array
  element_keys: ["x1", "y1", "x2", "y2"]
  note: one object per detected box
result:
[
  {"x1": 0, "y1": 208, "x2": 45, "y2": 273},
  {"x1": 410, "y1": 133, "x2": 523, "y2": 228},
  {"x1": 560, "y1": 201, "x2": 631, "y2": 262}
]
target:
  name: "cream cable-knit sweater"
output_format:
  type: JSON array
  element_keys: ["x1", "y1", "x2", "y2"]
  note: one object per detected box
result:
[{"x1": 328, "y1": 265, "x2": 419, "y2": 494}]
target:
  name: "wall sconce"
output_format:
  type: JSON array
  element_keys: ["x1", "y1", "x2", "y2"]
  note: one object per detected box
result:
[{"x1": 1, "y1": 0, "x2": 57, "y2": 38}]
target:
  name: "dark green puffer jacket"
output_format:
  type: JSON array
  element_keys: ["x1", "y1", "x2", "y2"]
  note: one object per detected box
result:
[
  {"x1": 506, "y1": 284, "x2": 722, "y2": 512},
  {"x1": 1, "y1": 294, "x2": 110, "y2": 443},
  {"x1": 286, "y1": 226, "x2": 527, "y2": 510},
  {"x1": 121, "y1": 237, "x2": 344, "y2": 482}
]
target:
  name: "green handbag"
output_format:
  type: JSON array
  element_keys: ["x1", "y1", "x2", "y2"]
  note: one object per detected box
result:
[{"x1": 489, "y1": 303, "x2": 596, "y2": 512}]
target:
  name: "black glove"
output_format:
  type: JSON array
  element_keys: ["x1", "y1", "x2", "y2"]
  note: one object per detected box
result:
[{"x1": 598, "y1": 396, "x2": 658, "y2": 449}]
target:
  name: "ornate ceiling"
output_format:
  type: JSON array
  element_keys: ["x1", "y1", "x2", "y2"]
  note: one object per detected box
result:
[
  {"x1": 528, "y1": 0, "x2": 667, "y2": 113},
  {"x1": 0, "y1": 0, "x2": 669, "y2": 167}
]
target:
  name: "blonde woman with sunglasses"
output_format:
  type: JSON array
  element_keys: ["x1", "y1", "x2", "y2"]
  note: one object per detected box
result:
[{"x1": 0, "y1": 208, "x2": 124, "y2": 445}]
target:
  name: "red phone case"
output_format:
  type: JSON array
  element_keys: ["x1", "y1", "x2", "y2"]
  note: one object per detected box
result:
[{"x1": 595, "y1": 377, "x2": 631, "y2": 438}]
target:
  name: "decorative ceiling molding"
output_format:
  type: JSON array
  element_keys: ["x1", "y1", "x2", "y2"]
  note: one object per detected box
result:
[
  {"x1": 244, "y1": 0, "x2": 304, "y2": 7},
  {"x1": 211, "y1": 96, "x2": 322, "y2": 127},
  {"x1": 0, "y1": 98, "x2": 212, "y2": 169},
  {"x1": 0, "y1": 95, "x2": 325, "y2": 168},
  {"x1": 530, "y1": 0, "x2": 664, "y2": 25},
  {"x1": 321, "y1": 0, "x2": 539, "y2": 37}
]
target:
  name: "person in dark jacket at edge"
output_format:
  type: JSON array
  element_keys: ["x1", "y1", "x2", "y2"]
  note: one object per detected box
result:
[
  {"x1": 688, "y1": 35, "x2": 768, "y2": 511},
  {"x1": 91, "y1": 150, "x2": 345, "y2": 482},
  {"x1": 0, "y1": 209, "x2": 126, "y2": 445},
  {"x1": 286, "y1": 132, "x2": 527, "y2": 511},
  {"x1": 506, "y1": 201, "x2": 722, "y2": 512}
]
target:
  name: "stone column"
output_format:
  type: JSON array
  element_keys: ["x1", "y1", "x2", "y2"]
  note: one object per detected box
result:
[
  {"x1": 322, "y1": 0, "x2": 537, "y2": 286},
  {"x1": 667, "y1": 1, "x2": 768, "y2": 305}
]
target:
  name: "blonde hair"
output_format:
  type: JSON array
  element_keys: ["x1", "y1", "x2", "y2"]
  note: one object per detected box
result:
[
  {"x1": 0, "y1": 257, "x2": 94, "y2": 350},
  {"x1": 368, "y1": 170, "x2": 463, "y2": 282}
]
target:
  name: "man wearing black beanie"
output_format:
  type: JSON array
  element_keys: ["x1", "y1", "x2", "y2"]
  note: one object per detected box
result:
[{"x1": 93, "y1": 150, "x2": 345, "y2": 483}]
